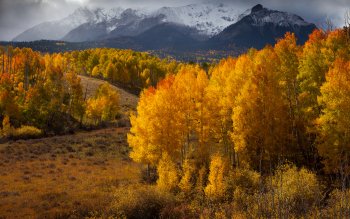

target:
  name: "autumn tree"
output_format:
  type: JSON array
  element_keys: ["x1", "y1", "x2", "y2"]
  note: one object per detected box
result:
[
  {"x1": 86, "y1": 83, "x2": 119, "y2": 124},
  {"x1": 275, "y1": 33, "x2": 309, "y2": 165},
  {"x1": 231, "y1": 47, "x2": 289, "y2": 170},
  {"x1": 0, "y1": 73, "x2": 19, "y2": 120},
  {"x1": 179, "y1": 159, "x2": 196, "y2": 194},
  {"x1": 128, "y1": 65, "x2": 210, "y2": 167},
  {"x1": 157, "y1": 152, "x2": 179, "y2": 192},
  {"x1": 65, "y1": 72, "x2": 85, "y2": 123},
  {"x1": 298, "y1": 29, "x2": 328, "y2": 132},
  {"x1": 317, "y1": 59, "x2": 350, "y2": 174},
  {"x1": 205, "y1": 154, "x2": 228, "y2": 201}
]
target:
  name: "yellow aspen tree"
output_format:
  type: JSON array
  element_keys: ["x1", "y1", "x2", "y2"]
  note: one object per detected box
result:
[
  {"x1": 205, "y1": 154, "x2": 228, "y2": 201},
  {"x1": 275, "y1": 33, "x2": 306, "y2": 162},
  {"x1": 172, "y1": 67, "x2": 197, "y2": 162},
  {"x1": 224, "y1": 55, "x2": 254, "y2": 166},
  {"x1": 193, "y1": 68, "x2": 210, "y2": 162},
  {"x1": 128, "y1": 87, "x2": 161, "y2": 165},
  {"x1": 232, "y1": 47, "x2": 289, "y2": 170},
  {"x1": 171, "y1": 65, "x2": 209, "y2": 163},
  {"x1": 298, "y1": 29, "x2": 327, "y2": 133},
  {"x1": 65, "y1": 72, "x2": 85, "y2": 121},
  {"x1": 86, "y1": 83, "x2": 119, "y2": 124},
  {"x1": 317, "y1": 59, "x2": 350, "y2": 173},
  {"x1": 179, "y1": 159, "x2": 196, "y2": 194},
  {"x1": 129, "y1": 75, "x2": 183, "y2": 165},
  {"x1": 157, "y1": 152, "x2": 179, "y2": 192},
  {"x1": 153, "y1": 76, "x2": 184, "y2": 159},
  {"x1": 322, "y1": 29, "x2": 350, "y2": 65},
  {"x1": 96, "y1": 83, "x2": 119, "y2": 121},
  {"x1": 91, "y1": 66, "x2": 101, "y2": 77}
]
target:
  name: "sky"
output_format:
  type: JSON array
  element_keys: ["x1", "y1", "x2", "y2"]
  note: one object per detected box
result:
[{"x1": 0, "y1": 0, "x2": 349, "y2": 41}]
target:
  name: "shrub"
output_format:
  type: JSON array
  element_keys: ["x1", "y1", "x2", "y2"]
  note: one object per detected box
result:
[
  {"x1": 1, "y1": 116, "x2": 42, "y2": 139},
  {"x1": 268, "y1": 164, "x2": 322, "y2": 217},
  {"x1": 323, "y1": 189, "x2": 350, "y2": 218},
  {"x1": 112, "y1": 185, "x2": 175, "y2": 219},
  {"x1": 11, "y1": 125, "x2": 43, "y2": 139},
  {"x1": 228, "y1": 168, "x2": 261, "y2": 211},
  {"x1": 160, "y1": 203, "x2": 200, "y2": 219},
  {"x1": 1, "y1": 115, "x2": 13, "y2": 138},
  {"x1": 228, "y1": 168, "x2": 261, "y2": 195}
]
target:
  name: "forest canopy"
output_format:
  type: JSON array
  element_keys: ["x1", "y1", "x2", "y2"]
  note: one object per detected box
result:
[
  {"x1": 127, "y1": 29, "x2": 350, "y2": 217},
  {"x1": 0, "y1": 47, "x2": 179, "y2": 136}
]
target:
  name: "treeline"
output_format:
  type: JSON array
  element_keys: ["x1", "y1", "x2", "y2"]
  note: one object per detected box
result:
[
  {"x1": 63, "y1": 48, "x2": 179, "y2": 93},
  {"x1": 0, "y1": 47, "x2": 120, "y2": 138},
  {"x1": 128, "y1": 29, "x2": 350, "y2": 218},
  {"x1": 0, "y1": 46, "x2": 183, "y2": 138}
]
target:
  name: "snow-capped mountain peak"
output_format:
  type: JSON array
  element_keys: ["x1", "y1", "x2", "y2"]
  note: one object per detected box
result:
[
  {"x1": 64, "y1": 7, "x2": 126, "y2": 25},
  {"x1": 153, "y1": 3, "x2": 246, "y2": 36},
  {"x1": 13, "y1": 3, "x2": 316, "y2": 43},
  {"x1": 248, "y1": 4, "x2": 311, "y2": 27}
]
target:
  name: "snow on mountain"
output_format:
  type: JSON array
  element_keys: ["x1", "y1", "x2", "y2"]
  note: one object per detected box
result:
[
  {"x1": 13, "y1": 3, "x2": 316, "y2": 43},
  {"x1": 62, "y1": 8, "x2": 150, "y2": 42},
  {"x1": 153, "y1": 3, "x2": 245, "y2": 36},
  {"x1": 14, "y1": 3, "x2": 247, "y2": 41},
  {"x1": 209, "y1": 4, "x2": 317, "y2": 50},
  {"x1": 13, "y1": 7, "x2": 125, "y2": 41},
  {"x1": 248, "y1": 4, "x2": 310, "y2": 27}
]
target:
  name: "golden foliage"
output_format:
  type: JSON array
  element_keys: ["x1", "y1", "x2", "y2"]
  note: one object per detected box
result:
[
  {"x1": 179, "y1": 159, "x2": 196, "y2": 194},
  {"x1": 157, "y1": 152, "x2": 179, "y2": 192},
  {"x1": 269, "y1": 164, "x2": 321, "y2": 217},
  {"x1": 317, "y1": 59, "x2": 350, "y2": 173},
  {"x1": 86, "y1": 83, "x2": 119, "y2": 124},
  {"x1": 205, "y1": 154, "x2": 228, "y2": 201}
]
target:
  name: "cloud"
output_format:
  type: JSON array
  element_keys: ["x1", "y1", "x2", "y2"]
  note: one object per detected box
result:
[{"x1": 0, "y1": 0, "x2": 349, "y2": 41}]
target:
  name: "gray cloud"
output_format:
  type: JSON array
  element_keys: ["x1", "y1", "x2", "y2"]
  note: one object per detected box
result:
[{"x1": 0, "y1": 0, "x2": 349, "y2": 41}]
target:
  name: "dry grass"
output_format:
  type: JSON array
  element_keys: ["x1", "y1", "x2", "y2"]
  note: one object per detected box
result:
[
  {"x1": 0, "y1": 127, "x2": 141, "y2": 218},
  {"x1": 0, "y1": 76, "x2": 142, "y2": 218}
]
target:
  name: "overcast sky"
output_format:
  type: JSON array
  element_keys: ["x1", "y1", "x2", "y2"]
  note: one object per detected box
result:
[{"x1": 0, "y1": 0, "x2": 349, "y2": 41}]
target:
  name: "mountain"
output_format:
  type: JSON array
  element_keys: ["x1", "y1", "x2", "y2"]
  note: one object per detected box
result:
[
  {"x1": 12, "y1": 3, "x2": 317, "y2": 54},
  {"x1": 63, "y1": 8, "x2": 148, "y2": 42},
  {"x1": 134, "y1": 23, "x2": 201, "y2": 50},
  {"x1": 13, "y1": 3, "x2": 246, "y2": 42},
  {"x1": 152, "y1": 3, "x2": 248, "y2": 37},
  {"x1": 63, "y1": 3, "x2": 247, "y2": 42},
  {"x1": 104, "y1": 4, "x2": 317, "y2": 52},
  {"x1": 99, "y1": 23, "x2": 203, "y2": 51},
  {"x1": 13, "y1": 7, "x2": 123, "y2": 42},
  {"x1": 209, "y1": 4, "x2": 317, "y2": 50}
]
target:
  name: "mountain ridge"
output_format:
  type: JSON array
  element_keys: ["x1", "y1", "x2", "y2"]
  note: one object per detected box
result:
[
  {"x1": 12, "y1": 4, "x2": 317, "y2": 53},
  {"x1": 12, "y1": 3, "x2": 250, "y2": 42}
]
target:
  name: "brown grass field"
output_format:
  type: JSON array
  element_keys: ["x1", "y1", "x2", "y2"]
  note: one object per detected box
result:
[{"x1": 0, "y1": 77, "x2": 142, "y2": 218}]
